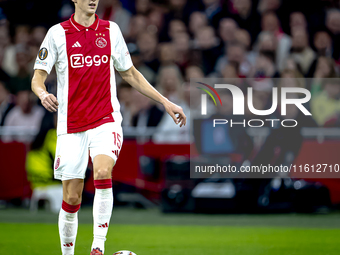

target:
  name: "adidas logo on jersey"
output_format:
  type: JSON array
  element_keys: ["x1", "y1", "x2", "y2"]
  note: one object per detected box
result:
[{"x1": 72, "y1": 41, "x2": 81, "y2": 47}]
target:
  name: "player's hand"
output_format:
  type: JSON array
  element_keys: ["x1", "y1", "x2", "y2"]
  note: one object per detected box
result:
[
  {"x1": 40, "y1": 91, "x2": 59, "y2": 112},
  {"x1": 163, "y1": 100, "x2": 187, "y2": 127}
]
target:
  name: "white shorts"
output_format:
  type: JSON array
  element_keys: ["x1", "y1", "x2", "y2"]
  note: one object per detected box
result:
[{"x1": 54, "y1": 120, "x2": 123, "y2": 181}]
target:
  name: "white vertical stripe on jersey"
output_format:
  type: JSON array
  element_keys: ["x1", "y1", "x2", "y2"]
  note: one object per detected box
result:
[
  {"x1": 108, "y1": 23, "x2": 122, "y2": 125},
  {"x1": 55, "y1": 25, "x2": 69, "y2": 135}
]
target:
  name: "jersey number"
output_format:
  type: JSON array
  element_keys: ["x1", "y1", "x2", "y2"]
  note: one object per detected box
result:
[{"x1": 112, "y1": 132, "x2": 121, "y2": 149}]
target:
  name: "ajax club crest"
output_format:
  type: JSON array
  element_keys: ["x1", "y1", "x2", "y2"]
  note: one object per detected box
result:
[
  {"x1": 95, "y1": 33, "x2": 107, "y2": 48},
  {"x1": 55, "y1": 155, "x2": 61, "y2": 170}
]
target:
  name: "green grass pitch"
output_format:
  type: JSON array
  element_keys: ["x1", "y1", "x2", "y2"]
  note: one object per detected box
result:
[{"x1": 1, "y1": 208, "x2": 340, "y2": 255}]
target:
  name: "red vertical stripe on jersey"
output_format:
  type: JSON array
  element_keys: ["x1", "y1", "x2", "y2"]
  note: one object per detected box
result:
[{"x1": 61, "y1": 16, "x2": 113, "y2": 133}]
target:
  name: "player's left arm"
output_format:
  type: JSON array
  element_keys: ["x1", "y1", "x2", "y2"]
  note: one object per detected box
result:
[{"x1": 119, "y1": 66, "x2": 186, "y2": 127}]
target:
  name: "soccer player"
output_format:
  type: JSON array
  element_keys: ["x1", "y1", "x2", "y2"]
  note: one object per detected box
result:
[{"x1": 31, "y1": 0, "x2": 186, "y2": 254}]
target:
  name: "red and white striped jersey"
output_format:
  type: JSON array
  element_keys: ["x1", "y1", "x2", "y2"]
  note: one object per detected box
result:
[{"x1": 34, "y1": 14, "x2": 133, "y2": 135}]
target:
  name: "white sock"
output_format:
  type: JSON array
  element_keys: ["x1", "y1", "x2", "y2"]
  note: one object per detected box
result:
[
  {"x1": 91, "y1": 188, "x2": 113, "y2": 254},
  {"x1": 58, "y1": 208, "x2": 78, "y2": 255}
]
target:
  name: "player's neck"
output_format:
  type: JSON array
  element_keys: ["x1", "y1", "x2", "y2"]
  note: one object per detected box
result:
[{"x1": 73, "y1": 11, "x2": 96, "y2": 27}]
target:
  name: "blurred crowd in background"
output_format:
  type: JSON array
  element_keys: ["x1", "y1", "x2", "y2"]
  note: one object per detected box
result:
[{"x1": 0, "y1": 0, "x2": 340, "y2": 146}]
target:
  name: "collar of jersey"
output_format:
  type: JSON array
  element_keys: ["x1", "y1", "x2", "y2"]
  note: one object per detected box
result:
[{"x1": 70, "y1": 14, "x2": 100, "y2": 31}]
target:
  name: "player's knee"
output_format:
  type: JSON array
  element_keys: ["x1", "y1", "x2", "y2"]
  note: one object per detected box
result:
[
  {"x1": 95, "y1": 168, "x2": 111, "y2": 180},
  {"x1": 65, "y1": 193, "x2": 81, "y2": 205}
]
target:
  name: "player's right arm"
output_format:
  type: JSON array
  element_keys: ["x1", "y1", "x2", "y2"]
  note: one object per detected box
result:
[
  {"x1": 31, "y1": 69, "x2": 59, "y2": 112},
  {"x1": 31, "y1": 25, "x2": 59, "y2": 112}
]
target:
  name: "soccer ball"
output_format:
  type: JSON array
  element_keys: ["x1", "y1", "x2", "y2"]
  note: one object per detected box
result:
[{"x1": 113, "y1": 251, "x2": 137, "y2": 255}]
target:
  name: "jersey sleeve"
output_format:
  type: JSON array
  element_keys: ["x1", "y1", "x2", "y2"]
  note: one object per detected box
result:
[
  {"x1": 33, "y1": 27, "x2": 58, "y2": 74},
  {"x1": 111, "y1": 22, "x2": 133, "y2": 72}
]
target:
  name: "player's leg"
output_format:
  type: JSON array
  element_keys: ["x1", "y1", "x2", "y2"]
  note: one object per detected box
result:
[
  {"x1": 59, "y1": 179, "x2": 84, "y2": 255},
  {"x1": 54, "y1": 132, "x2": 90, "y2": 255},
  {"x1": 91, "y1": 154, "x2": 115, "y2": 255},
  {"x1": 89, "y1": 120, "x2": 123, "y2": 255}
]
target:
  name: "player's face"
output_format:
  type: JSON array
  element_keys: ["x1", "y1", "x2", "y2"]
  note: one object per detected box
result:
[{"x1": 73, "y1": 0, "x2": 99, "y2": 15}]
